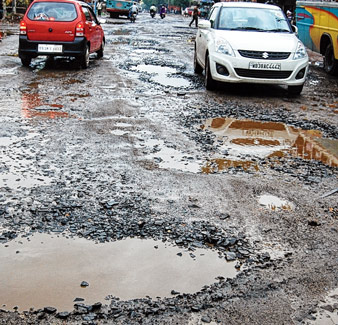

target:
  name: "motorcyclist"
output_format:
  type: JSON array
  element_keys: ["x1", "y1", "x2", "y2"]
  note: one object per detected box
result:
[
  {"x1": 160, "y1": 5, "x2": 166, "y2": 18},
  {"x1": 150, "y1": 4, "x2": 157, "y2": 15},
  {"x1": 129, "y1": 2, "x2": 138, "y2": 18}
]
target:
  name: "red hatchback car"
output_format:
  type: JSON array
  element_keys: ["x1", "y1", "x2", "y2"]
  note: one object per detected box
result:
[{"x1": 19, "y1": 0, "x2": 105, "y2": 68}]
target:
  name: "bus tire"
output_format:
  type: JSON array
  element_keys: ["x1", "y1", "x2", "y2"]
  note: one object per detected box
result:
[{"x1": 324, "y1": 44, "x2": 338, "y2": 76}]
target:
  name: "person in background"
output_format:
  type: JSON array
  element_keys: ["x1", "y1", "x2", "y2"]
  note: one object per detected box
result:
[
  {"x1": 97, "y1": 0, "x2": 102, "y2": 16},
  {"x1": 150, "y1": 4, "x2": 157, "y2": 14},
  {"x1": 286, "y1": 10, "x2": 293, "y2": 24},
  {"x1": 189, "y1": 4, "x2": 199, "y2": 27},
  {"x1": 160, "y1": 5, "x2": 166, "y2": 16},
  {"x1": 129, "y1": 2, "x2": 139, "y2": 18}
]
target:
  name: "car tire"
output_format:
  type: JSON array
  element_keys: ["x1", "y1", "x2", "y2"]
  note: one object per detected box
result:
[
  {"x1": 194, "y1": 46, "x2": 203, "y2": 74},
  {"x1": 205, "y1": 54, "x2": 216, "y2": 90},
  {"x1": 21, "y1": 56, "x2": 32, "y2": 67},
  {"x1": 288, "y1": 84, "x2": 304, "y2": 96},
  {"x1": 80, "y1": 45, "x2": 90, "y2": 69},
  {"x1": 324, "y1": 44, "x2": 338, "y2": 76},
  {"x1": 97, "y1": 40, "x2": 104, "y2": 59}
]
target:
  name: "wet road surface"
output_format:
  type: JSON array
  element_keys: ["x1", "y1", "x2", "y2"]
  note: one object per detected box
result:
[{"x1": 0, "y1": 12, "x2": 337, "y2": 324}]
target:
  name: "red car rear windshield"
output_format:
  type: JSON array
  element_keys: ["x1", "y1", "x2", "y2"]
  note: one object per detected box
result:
[{"x1": 27, "y1": 2, "x2": 78, "y2": 21}]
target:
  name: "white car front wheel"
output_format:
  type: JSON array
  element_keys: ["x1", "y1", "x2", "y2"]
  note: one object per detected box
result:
[
  {"x1": 194, "y1": 46, "x2": 203, "y2": 74},
  {"x1": 205, "y1": 55, "x2": 216, "y2": 90}
]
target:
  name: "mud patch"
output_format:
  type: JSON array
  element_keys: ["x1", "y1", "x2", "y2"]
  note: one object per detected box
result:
[{"x1": 0, "y1": 233, "x2": 237, "y2": 311}]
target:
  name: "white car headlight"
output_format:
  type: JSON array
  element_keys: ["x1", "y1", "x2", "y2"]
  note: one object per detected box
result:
[
  {"x1": 293, "y1": 41, "x2": 307, "y2": 60},
  {"x1": 214, "y1": 37, "x2": 235, "y2": 57}
]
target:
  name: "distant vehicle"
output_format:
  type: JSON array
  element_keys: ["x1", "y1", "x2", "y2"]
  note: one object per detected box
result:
[
  {"x1": 130, "y1": 11, "x2": 136, "y2": 22},
  {"x1": 296, "y1": 0, "x2": 338, "y2": 75},
  {"x1": 184, "y1": 7, "x2": 199, "y2": 17},
  {"x1": 194, "y1": 2, "x2": 308, "y2": 95},
  {"x1": 18, "y1": 0, "x2": 105, "y2": 68},
  {"x1": 106, "y1": 0, "x2": 139, "y2": 18}
]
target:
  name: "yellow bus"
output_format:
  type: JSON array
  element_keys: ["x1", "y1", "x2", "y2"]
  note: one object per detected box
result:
[{"x1": 296, "y1": 0, "x2": 338, "y2": 75}]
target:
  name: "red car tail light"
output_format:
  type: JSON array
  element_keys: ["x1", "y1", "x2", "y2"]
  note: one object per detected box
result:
[
  {"x1": 20, "y1": 21, "x2": 27, "y2": 35},
  {"x1": 75, "y1": 22, "x2": 84, "y2": 36}
]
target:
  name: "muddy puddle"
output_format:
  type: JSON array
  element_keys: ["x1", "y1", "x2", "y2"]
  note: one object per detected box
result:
[
  {"x1": 138, "y1": 118, "x2": 337, "y2": 174},
  {"x1": 137, "y1": 139, "x2": 201, "y2": 173},
  {"x1": 131, "y1": 64, "x2": 191, "y2": 88},
  {"x1": 201, "y1": 118, "x2": 338, "y2": 172},
  {"x1": 0, "y1": 233, "x2": 237, "y2": 312},
  {"x1": 258, "y1": 194, "x2": 294, "y2": 211}
]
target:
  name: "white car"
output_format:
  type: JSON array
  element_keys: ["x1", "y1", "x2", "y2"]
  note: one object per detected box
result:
[{"x1": 194, "y1": 2, "x2": 309, "y2": 95}]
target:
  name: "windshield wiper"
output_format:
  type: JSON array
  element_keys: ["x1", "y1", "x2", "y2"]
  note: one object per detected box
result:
[
  {"x1": 266, "y1": 28, "x2": 290, "y2": 33},
  {"x1": 228, "y1": 27, "x2": 265, "y2": 31}
]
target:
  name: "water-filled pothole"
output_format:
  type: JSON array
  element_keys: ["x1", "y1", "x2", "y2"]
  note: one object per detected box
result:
[
  {"x1": 258, "y1": 194, "x2": 294, "y2": 211},
  {"x1": 201, "y1": 117, "x2": 338, "y2": 171},
  {"x1": 0, "y1": 233, "x2": 237, "y2": 312},
  {"x1": 130, "y1": 64, "x2": 190, "y2": 88}
]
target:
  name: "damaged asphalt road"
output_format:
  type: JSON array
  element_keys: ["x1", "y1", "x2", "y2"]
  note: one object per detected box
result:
[{"x1": 0, "y1": 13, "x2": 337, "y2": 325}]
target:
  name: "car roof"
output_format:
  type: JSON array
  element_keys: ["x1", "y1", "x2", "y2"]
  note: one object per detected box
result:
[{"x1": 214, "y1": 1, "x2": 281, "y2": 10}]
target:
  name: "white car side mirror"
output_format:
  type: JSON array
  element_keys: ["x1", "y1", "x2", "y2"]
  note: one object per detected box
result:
[
  {"x1": 292, "y1": 24, "x2": 298, "y2": 35},
  {"x1": 198, "y1": 20, "x2": 211, "y2": 29}
]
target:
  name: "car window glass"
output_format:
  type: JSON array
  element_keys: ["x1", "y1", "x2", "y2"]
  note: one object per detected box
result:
[
  {"x1": 27, "y1": 2, "x2": 77, "y2": 21},
  {"x1": 218, "y1": 7, "x2": 290, "y2": 31},
  {"x1": 209, "y1": 7, "x2": 218, "y2": 28},
  {"x1": 88, "y1": 7, "x2": 99, "y2": 24},
  {"x1": 81, "y1": 6, "x2": 92, "y2": 22}
]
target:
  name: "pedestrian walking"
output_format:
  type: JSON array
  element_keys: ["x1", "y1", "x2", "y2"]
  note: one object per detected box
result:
[{"x1": 189, "y1": 4, "x2": 199, "y2": 27}]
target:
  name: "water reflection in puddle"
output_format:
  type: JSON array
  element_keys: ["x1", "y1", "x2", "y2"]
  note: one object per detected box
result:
[
  {"x1": 131, "y1": 64, "x2": 190, "y2": 88},
  {"x1": 202, "y1": 159, "x2": 259, "y2": 174},
  {"x1": 202, "y1": 118, "x2": 338, "y2": 171},
  {"x1": 21, "y1": 92, "x2": 70, "y2": 119},
  {"x1": 258, "y1": 194, "x2": 294, "y2": 211},
  {"x1": 0, "y1": 233, "x2": 237, "y2": 311}
]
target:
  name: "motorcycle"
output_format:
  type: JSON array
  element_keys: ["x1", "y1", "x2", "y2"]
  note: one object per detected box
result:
[
  {"x1": 150, "y1": 10, "x2": 156, "y2": 18},
  {"x1": 130, "y1": 12, "x2": 137, "y2": 22},
  {"x1": 160, "y1": 12, "x2": 165, "y2": 19}
]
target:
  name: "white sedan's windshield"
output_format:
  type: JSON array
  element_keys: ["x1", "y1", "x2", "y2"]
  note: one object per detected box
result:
[{"x1": 217, "y1": 7, "x2": 291, "y2": 32}]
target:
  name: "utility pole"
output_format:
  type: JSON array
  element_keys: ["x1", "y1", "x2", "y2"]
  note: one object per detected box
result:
[{"x1": 13, "y1": 0, "x2": 17, "y2": 15}]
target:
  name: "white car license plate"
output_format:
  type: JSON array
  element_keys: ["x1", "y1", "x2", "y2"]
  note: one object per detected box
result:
[
  {"x1": 249, "y1": 62, "x2": 281, "y2": 70},
  {"x1": 38, "y1": 44, "x2": 63, "y2": 53}
]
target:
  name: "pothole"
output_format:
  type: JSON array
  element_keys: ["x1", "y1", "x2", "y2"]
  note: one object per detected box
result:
[
  {"x1": 258, "y1": 194, "x2": 294, "y2": 211},
  {"x1": 0, "y1": 233, "x2": 238, "y2": 312},
  {"x1": 136, "y1": 139, "x2": 201, "y2": 173},
  {"x1": 201, "y1": 117, "x2": 338, "y2": 170},
  {"x1": 130, "y1": 64, "x2": 191, "y2": 88}
]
